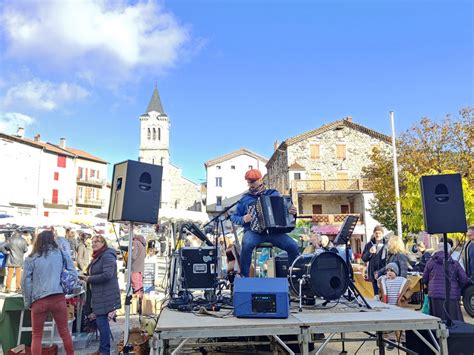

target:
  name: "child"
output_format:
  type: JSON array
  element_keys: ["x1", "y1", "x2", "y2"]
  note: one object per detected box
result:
[{"x1": 378, "y1": 262, "x2": 412, "y2": 349}]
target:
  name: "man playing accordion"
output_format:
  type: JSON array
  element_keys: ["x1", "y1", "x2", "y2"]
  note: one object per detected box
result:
[{"x1": 230, "y1": 169, "x2": 300, "y2": 277}]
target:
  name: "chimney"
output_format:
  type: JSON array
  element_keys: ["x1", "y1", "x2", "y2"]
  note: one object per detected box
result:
[
  {"x1": 274, "y1": 140, "x2": 279, "y2": 151},
  {"x1": 59, "y1": 138, "x2": 66, "y2": 149},
  {"x1": 34, "y1": 134, "x2": 41, "y2": 142},
  {"x1": 16, "y1": 127, "x2": 25, "y2": 138},
  {"x1": 345, "y1": 116, "x2": 353, "y2": 123}
]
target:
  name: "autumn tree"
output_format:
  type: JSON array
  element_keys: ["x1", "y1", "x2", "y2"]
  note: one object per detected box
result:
[{"x1": 363, "y1": 108, "x2": 473, "y2": 235}]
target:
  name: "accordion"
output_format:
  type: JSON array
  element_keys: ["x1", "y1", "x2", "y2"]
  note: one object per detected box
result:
[{"x1": 249, "y1": 195, "x2": 296, "y2": 234}]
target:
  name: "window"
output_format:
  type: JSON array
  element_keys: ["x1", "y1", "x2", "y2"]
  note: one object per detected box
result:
[
  {"x1": 153, "y1": 128, "x2": 156, "y2": 140},
  {"x1": 57, "y1": 155, "x2": 66, "y2": 168},
  {"x1": 216, "y1": 177, "x2": 222, "y2": 187},
  {"x1": 312, "y1": 204, "x2": 322, "y2": 214},
  {"x1": 216, "y1": 196, "x2": 222, "y2": 206},
  {"x1": 52, "y1": 189, "x2": 58, "y2": 204},
  {"x1": 336, "y1": 144, "x2": 346, "y2": 159},
  {"x1": 78, "y1": 167, "x2": 83, "y2": 179},
  {"x1": 147, "y1": 128, "x2": 151, "y2": 140},
  {"x1": 310, "y1": 144, "x2": 320, "y2": 159},
  {"x1": 54, "y1": 172, "x2": 59, "y2": 181},
  {"x1": 341, "y1": 205, "x2": 350, "y2": 214},
  {"x1": 160, "y1": 157, "x2": 164, "y2": 165},
  {"x1": 248, "y1": 165, "x2": 253, "y2": 170},
  {"x1": 216, "y1": 165, "x2": 221, "y2": 170},
  {"x1": 158, "y1": 127, "x2": 161, "y2": 140},
  {"x1": 90, "y1": 169, "x2": 95, "y2": 178},
  {"x1": 91, "y1": 188, "x2": 96, "y2": 199},
  {"x1": 231, "y1": 165, "x2": 235, "y2": 170},
  {"x1": 294, "y1": 173, "x2": 301, "y2": 180},
  {"x1": 44, "y1": 211, "x2": 49, "y2": 217},
  {"x1": 79, "y1": 187, "x2": 83, "y2": 199}
]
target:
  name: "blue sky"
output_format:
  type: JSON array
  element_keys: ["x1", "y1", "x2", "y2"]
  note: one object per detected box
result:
[{"x1": 0, "y1": 0, "x2": 472, "y2": 184}]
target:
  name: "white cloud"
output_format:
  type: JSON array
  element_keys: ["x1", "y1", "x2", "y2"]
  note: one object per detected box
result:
[
  {"x1": 1, "y1": 1, "x2": 192, "y2": 81},
  {"x1": 2, "y1": 79, "x2": 90, "y2": 111},
  {"x1": 0, "y1": 112, "x2": 34, "y2": 134}
]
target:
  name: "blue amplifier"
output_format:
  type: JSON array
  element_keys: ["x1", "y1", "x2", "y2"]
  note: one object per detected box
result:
[{"x1": 233, "y1": 277, "x2": 289, "y2": 318}]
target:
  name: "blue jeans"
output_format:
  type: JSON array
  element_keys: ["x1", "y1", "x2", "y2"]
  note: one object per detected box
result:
[
  {"x1": 96, "y1": 314, "x2": 111, "y2": 354},
  {"x1": 240, "y1": 230, "x2": 300, "y2": 277}
]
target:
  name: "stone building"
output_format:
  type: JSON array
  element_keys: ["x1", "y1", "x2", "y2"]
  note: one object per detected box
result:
[
  {"x1": 138, "y1": 86, "x2": 202, "y2": 211},
  {"x1": 266, "y1": 117, "x2": 392, "y2": 251}
]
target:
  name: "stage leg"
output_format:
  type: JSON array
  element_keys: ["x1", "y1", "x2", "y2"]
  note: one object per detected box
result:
[
  {"x1": 376, "y1": 331, "x2": 386, "y2": 355},
  {"x1": 299, "y1": 327, "x2": 310, "y2": 355},
  {"x1": 438, "y1": 323, "x2": 449, "y2": 355}
]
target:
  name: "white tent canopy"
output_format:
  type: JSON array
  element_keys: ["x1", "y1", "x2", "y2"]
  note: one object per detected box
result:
[{"x1": 158, "y1": 208, "x2": 209, "y2": 224}]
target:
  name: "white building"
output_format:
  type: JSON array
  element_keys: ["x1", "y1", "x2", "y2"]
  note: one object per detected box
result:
[
  {"x1": 205, "y1": 148, "x2": 268, "y2": 214},
  {"x1": 0, "y1": 131, "x2": 76, "y2": 218},
  {"x1": 138, "y1": 86, "x2": 202, "y2": 211},
  {"x1": 0, "y1": 130, "x2": 109, "y2": 219}
]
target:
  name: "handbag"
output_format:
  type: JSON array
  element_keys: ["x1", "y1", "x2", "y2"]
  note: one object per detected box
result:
[
  {"x1": 421, "y1": 295, "x2": 430, "y2": 315},
  {"x1": 60, "y1": 250, "x2": 76, "y2": 295}
]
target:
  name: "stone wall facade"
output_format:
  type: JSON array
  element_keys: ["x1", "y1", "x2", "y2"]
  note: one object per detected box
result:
[{"x1": 169, "y1": 164, "x2": 202, "y2": 210}]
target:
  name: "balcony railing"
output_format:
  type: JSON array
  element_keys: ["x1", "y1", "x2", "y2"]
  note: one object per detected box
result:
[
  {"x1": 43, "y1": 199, "x2": 72, "y2": 208},
  {"x1": 298, "y1": 213, "x2": 363, "y2": 224},
  {"x1": 76, "y1": 198, "x2": 104, "y2": 207},
  {"x1": 77, "y1": 176, "x2": 105, "y2": 186},
  {"x1": 292, "y1": 179, "x2": 370, "y2": 192}
]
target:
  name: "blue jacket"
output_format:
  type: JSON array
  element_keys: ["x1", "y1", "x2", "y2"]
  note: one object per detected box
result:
[
  {"x1": 230, "y1": 189, "x2": 279, "y2": 232},
  {"x1": 22, "y1": 248, "x2": 77, "y2": 308},
  {"x1": 88, "y1": 248, "x2": 121, "y2": 315}
]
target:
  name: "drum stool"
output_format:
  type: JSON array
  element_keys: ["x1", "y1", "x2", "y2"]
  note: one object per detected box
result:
[{"x1": 252, "y1": 242, "x2": 276, "y2": 277}]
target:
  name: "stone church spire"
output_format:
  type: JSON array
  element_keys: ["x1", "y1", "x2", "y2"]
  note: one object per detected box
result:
[{"x1": 145, "y1": 84, "x2": 165, "y2": 114}]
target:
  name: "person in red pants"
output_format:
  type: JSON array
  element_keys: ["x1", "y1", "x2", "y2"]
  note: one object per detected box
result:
[{"x1": 22, "y1": 230, "x2": 78, "y2": 354}]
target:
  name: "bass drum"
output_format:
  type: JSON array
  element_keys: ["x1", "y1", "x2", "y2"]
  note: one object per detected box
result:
[
  {"x1": 289, "y1": 254, "x2": 314, "y2": 299},
  {"x1": 289, "y1": 251, "x2": 350, "y2": 301}
]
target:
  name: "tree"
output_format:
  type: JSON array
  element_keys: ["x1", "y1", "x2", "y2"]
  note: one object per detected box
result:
[{"x1": 363, "y1": 108, "x2": 473, "y2": 234}]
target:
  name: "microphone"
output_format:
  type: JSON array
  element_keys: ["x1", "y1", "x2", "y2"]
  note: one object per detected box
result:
[{"x1": 183, "y1": 223, "x2": 214, "y2": 247}]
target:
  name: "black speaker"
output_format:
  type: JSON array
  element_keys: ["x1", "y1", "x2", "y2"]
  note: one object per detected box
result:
[
  {"x1": 420, "y1": 174, "x2": 467, "y2": 234},
  {"x1": 108, "y1": 160, "x2": 163, "y2": 224}
]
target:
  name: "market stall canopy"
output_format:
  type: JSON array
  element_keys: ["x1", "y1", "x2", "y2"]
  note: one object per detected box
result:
[
  {"x1": 158, "y1": 208, "x2": 209, "y2": 224},
  {"x1": 0, "y1": 215, "x2": 77, "y2": 228}
]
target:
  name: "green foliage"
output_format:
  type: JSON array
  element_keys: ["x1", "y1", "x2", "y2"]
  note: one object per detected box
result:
[{"x1": 363, "y1": 108, "x2": 473, "y2": 235}]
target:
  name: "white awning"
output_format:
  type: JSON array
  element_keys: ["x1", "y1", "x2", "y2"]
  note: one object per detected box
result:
[{"x1": 158, "y1": 208, "x2": 209, "y2": 224}]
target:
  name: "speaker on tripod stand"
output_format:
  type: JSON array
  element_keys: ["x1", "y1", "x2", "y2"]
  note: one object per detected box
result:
[{"x1": 108, "y1": 160, "x2": 163, "y2": 352}]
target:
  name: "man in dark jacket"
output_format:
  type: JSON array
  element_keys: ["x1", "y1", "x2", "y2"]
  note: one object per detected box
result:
[
  {"x1": 362, "y1": 225, "x2": 387, "y2": 295},
  {"x1": 230, "y1": 169, "x2": 300, "y2": 277},
  {"x1": 0, "y1": 231, "x2": 28, "y2": 293}
]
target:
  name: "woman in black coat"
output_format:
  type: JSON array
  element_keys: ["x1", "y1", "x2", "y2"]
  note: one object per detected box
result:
[{"x1": 81, "y1": 236, "x2": 121, "y2": 355}]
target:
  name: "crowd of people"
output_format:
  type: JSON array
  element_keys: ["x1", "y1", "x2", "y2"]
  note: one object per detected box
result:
[
  {"x1": 0, "y1": 168, "x2": 472, "y2": 353},
  {"x1": 0, "y1": 226, "x2": 149, "y2": 355}
]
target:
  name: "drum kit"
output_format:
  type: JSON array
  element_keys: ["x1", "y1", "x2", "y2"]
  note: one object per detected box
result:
[{"x1": 287, "y1": 249, "x2": 370, "y2": 311}]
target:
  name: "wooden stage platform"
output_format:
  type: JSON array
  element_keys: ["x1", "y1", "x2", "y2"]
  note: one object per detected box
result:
[{"x1": 150, "y1": 300, "x2": 449, "y2": 355}]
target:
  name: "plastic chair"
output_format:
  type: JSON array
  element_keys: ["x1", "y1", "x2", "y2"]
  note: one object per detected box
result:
[{"x1": 252, "y1": 242, "x2": 276, "y2": 277}]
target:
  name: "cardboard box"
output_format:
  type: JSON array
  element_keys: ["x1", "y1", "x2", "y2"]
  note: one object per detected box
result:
[
  {"x1": 142, "y1": 294, "x2": 163, "y2": 316},
  {"x1": 116, "y1": 293, "x2": 138, "y2": 316}
]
